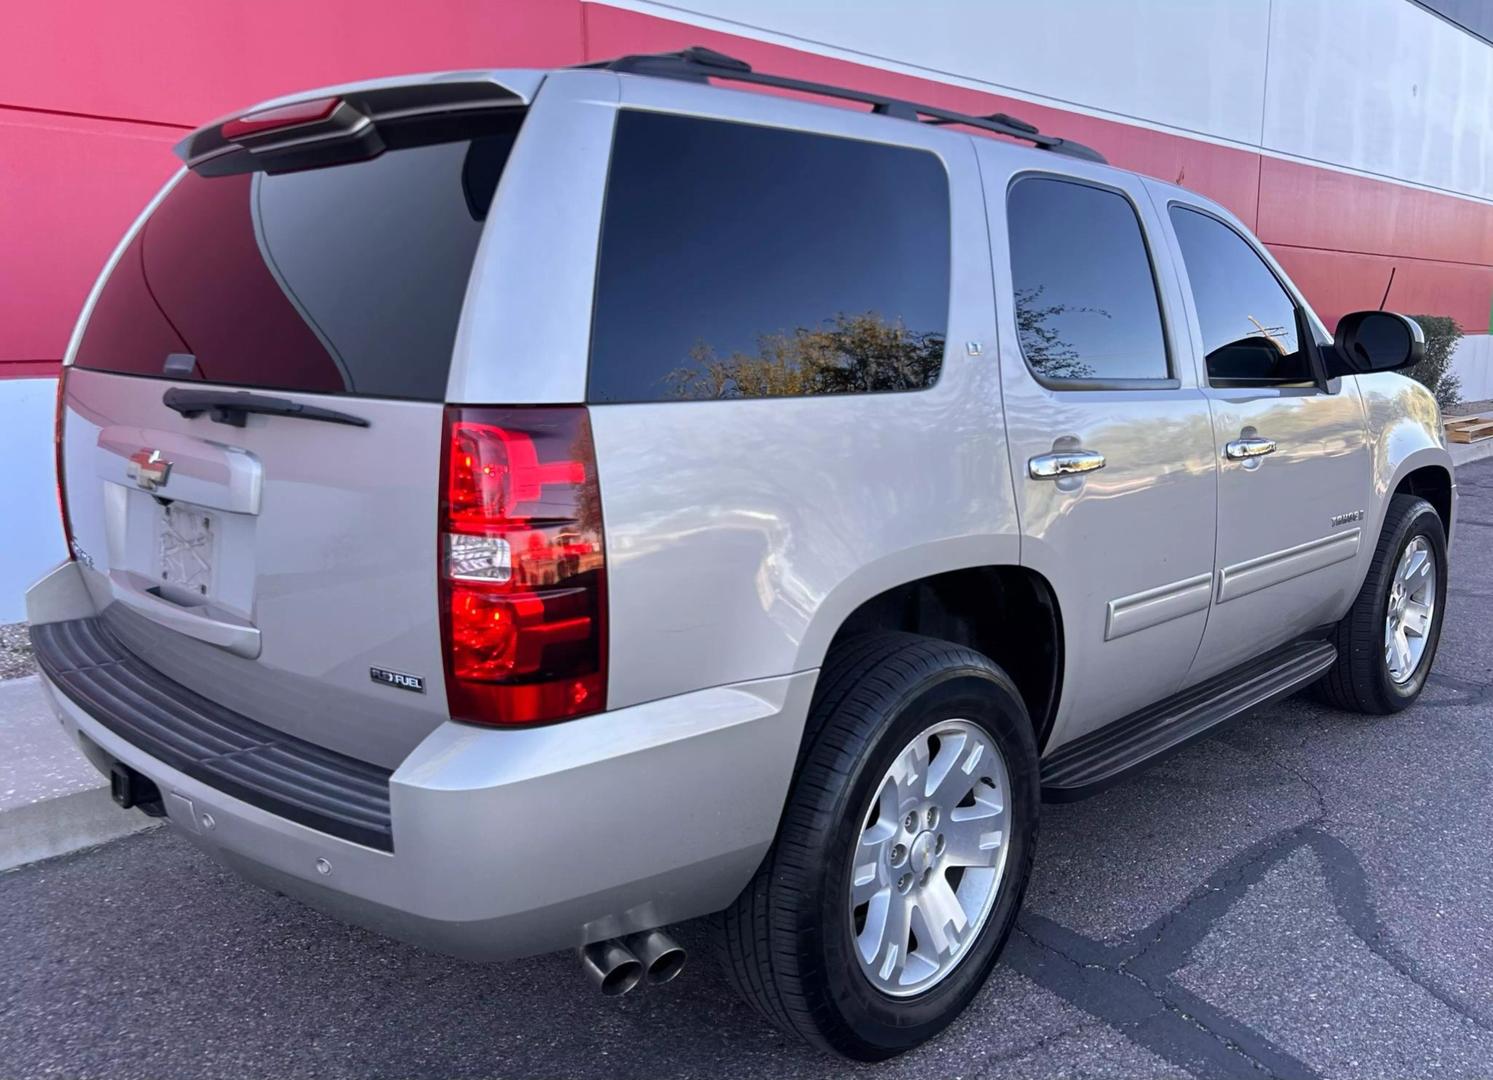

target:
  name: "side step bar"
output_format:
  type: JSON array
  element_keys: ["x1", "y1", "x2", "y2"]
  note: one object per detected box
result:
[{"x1": 1041, "y1": 639, "x2": 1337, "y2": 801}]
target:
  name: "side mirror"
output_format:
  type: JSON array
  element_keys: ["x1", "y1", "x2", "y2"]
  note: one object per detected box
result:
[{"x1": 1330, "y1": 311, "x2": 1425, "y2": 375}]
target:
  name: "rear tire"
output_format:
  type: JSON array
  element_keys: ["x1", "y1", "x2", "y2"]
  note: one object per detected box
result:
[
  {"x1": 713, "y1": 632, "x2": 1040, "y2": 1060},
  {"x1": 1316, "y1": 494, "x2": 1447, "y2": 713}
]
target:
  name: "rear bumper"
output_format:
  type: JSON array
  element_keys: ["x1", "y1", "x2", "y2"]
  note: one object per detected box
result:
[{"x1": 27, "y1": 562, "x2": 813, "y2": 961}]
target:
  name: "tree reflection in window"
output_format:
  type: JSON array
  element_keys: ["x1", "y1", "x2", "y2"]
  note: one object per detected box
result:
[
  {"x1": 665, "y1": 312, "x2": 944, "y2": 400},
  {"x1": 1013, "y1": 286, "x2": 1100, "y2": 381}
]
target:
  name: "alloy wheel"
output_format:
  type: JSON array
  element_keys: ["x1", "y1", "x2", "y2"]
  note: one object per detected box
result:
[
  {"x1": 848, "y1": 719, "x2": 1012, "y2": 997},
  {"x1": 1385, "y1": 535, "x2": 1436, "y2": 684}
]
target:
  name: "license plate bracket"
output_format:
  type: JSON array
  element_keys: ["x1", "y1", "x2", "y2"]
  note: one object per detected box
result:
[{"x1": 156, "y1": 504, "x2": 217, "y2": 599}]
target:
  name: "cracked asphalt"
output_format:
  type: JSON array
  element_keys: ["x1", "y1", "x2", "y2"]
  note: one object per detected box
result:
[{"x1": 3, "y1": 459, "x2": 1491, "y2": 1080}]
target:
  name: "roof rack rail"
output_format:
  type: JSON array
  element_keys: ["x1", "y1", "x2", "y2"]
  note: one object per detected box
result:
[{"x1": 581, "y1": 46, "x2": 1107, "y2": 164}]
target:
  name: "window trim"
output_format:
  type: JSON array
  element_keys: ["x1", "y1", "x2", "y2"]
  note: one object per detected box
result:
[
  {"x1": 1005, "y1": 171, "x2": 1179, "y2": 392},
  {"x1": 1164, "y1": 200, "x2": 1329, "y2": 392},
  {"x1": 584, "y1": 106, "x2": 955, "y2": 405}
]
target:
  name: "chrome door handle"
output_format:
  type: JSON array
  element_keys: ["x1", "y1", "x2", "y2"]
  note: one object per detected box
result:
[
  {"x1": 1225, "y1": 437, "x2": 1277, "y2": 460},
  {"x1": 1029, "y1": 450, "x2": 1106, "y2": 480}
]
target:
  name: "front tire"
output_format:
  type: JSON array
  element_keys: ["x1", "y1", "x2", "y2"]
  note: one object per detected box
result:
[
  {"x1": 714, "y1": 632, "x2": 1040, "y2": 1060},
  {"x1": 1317, "y1": 494, "x2": 1448, "y2": 713}
]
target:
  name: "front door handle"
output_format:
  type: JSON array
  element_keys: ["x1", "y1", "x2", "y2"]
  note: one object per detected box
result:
[
  {"x1": 1225, "y1": 437, "x2": 1277, "y2": 461},
  {"x1": 1029, "y1": 450, "x2": 1106, "y2": 480}
]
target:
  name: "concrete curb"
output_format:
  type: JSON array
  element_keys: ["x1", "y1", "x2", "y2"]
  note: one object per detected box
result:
[
  {"x1": 1, "y1": 675, "x2": 156, "y2": 872},
  {"x1": 0, "y1": 787, "x2": 157, "y2": 872},
  {"x1": 1451, "y1": 438, "x2": 1493, "y2": 469}
]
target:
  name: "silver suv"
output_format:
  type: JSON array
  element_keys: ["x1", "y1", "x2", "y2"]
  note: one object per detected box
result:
[{"x1": 27, "y1": 48, "x2": 1454, "y2": 1059}]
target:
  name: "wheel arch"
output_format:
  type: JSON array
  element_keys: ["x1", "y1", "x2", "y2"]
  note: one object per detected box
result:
[
  {"x1": 1344, "y1": 444, "x2": 1455, "y2": 604},
  {"x1": 1393, "y1": 461, "x2": 1454, "y2": 543},
  {"x1": 1355, "y1": 373, "x2": 1456, "y2": 548},
  {"x1": 800, "y1": 557, "x2": 1065, "y2": 751}
]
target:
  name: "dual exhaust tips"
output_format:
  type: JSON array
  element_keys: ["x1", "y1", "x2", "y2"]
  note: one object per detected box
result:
[{"x1": 577, "y1": 929, "x2": 686, "y2": 996}]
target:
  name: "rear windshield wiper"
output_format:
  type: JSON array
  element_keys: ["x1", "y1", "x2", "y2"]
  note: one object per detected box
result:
[{"x1": 162, "y1": 388, "x2": 370, "y2": 428}]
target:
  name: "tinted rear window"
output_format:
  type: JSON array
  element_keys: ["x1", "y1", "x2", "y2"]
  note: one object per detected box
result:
[
  {"x1": 74, "y1": 125, "x2": 520, "y2": 400},
  {"x1": 1007, "y1": 177, "x2": 1170, "y2": 384},
  {"x1": 588, "y1": 111, "x2": 950, "y2": 403}
]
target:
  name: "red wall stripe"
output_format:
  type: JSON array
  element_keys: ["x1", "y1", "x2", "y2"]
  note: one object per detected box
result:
[
  {"x1": 1268, "y1": 246, "x2": 1493, "y2": 331},
  {"x1": 0, "y1": 360, "x2": 63, "y2": 379},
  {"x1": 1256, "y1": 157, "x2": 1493, "y2": 268},
  {"x1": 0, "y1": 110, "x2": 180, "y2": 366},
  {"x1": 0, "y1": 0, "x2": 587, "y2": 129}
]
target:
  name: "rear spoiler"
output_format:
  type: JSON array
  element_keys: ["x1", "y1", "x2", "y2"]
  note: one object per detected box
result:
[{"x1": 175, "y1": 70, "x2": 542, "y2": 176}]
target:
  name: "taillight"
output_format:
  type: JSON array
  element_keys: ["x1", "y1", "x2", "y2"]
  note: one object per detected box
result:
[
  {"x1": 439, "y1": 406, "x2": 606, "y2": 726},
  {"x1": 54, "y1": 369, "x2": 74, "y2": 558}
]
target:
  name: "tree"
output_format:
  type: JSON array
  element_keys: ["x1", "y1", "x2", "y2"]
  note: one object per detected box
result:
[{"x1": 1406, "y1": 314, "x2": 1463, "y2": 412}]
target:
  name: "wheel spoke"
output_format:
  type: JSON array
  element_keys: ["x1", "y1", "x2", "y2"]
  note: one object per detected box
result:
[
  {"x1": 861, "y1": 887, "x2": 912, "y2": 982},
  {"x1": 1392, "y1": 629, "x2": 1413, "y2": 676},
  {"x1": 1400, "y1": 545, "x2": 1428, "y2": 586},
  {"x1": 924, "y1": 731, "x2": 968, "y2": 801},
  {"x1": 930, "y1": 874, "x2": 970, "y2": 946},
  {"x1": 862, "y1": 780, "x2": 901, "y2": 848},
  {"x1": 941, "y1": 810, "x2": 1005, "y2": 868},
  {"x1": 911, "y1": 876, "x2": 967, "y2": 960},
  {"x1": 895, "y1": 735, "x2": 931, "y2": 805},
  {"x1": 851, "y1": 858, "x2": 889, "y2": 907},
  {"x1": 1401, "y1": 599, "x2": 1431, "y2": 638}
]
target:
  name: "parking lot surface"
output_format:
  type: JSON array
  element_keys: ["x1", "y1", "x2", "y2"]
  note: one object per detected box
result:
[{"x1": 3, "y1": 459, "x2": 1491, "y2": 1080}]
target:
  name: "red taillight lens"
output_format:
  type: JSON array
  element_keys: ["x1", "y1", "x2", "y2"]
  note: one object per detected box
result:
[
  {"x1": 221, "y1": 97, "x2": 340, "y2": 140},
  {"x1": 54, "y1": 368, "x2": 73, "y2": 558},
  {"x1": 439, "y1": 406, "x2": 606, "y2": 726}
]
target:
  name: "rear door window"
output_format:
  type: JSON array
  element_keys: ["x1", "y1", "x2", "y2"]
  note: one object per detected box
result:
[
  {"x1": 588, "y1": 111, "x2": 950, "y2": 403},
  {"x1": 74, "y1": 123, "x2": 521, "y2": 401},
  {"x1": 1007, "y1": 176, "x2": 1171, "y2": 385}
]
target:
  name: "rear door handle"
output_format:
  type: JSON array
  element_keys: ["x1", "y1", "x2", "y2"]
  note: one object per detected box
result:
[
  {"x1": 1225, "y1": 437, "x2": 1277, "y2": 460},
  {"x1": 1029, "y1": 450, "x2": 1106, "y2": 480}
]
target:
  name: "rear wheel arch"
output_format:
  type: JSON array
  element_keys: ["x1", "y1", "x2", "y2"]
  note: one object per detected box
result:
[{"x1": 807, "y1": 565, "x2": 1064, "y2": 751}]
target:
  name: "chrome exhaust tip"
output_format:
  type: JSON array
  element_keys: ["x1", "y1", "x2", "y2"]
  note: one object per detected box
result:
[
  {"x1": 577, "y1": 939, "x2": 644, "y2": 997},
  {"x1": 624, "y1": 929, "x2": 687, "y2": 985}
]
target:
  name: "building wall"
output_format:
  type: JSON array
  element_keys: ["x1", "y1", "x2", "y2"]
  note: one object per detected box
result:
[{"x1": 3, "y1": 0, "x2": 1491, "y2": 618}]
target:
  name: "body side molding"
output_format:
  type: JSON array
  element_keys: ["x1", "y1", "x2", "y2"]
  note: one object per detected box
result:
[
  {"x1": 1216, "y1": 529, "x2": 1361, "y2": 604},
  {"x1": 1104, "y1": 572, "x2": 1213, "y2": 641}
]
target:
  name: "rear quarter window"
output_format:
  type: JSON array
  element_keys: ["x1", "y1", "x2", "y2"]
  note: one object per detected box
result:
[
  {"x1": 74, "y1": 123, "x2": 521, "y2": 401},
  {"x1": 587, "y1": 111, "x2": 951, "y2": 403}
]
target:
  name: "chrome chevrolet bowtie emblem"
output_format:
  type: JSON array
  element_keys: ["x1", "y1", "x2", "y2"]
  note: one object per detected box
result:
[{"x1": 127, "y1": 448, "x2": 172, "y2": 491}]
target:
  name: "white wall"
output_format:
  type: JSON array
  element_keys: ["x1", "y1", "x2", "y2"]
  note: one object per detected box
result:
[
  {"x1": 0, "y1": 378, "x2": 64, "y2": 622},
  {"x1": 618, "y1": 0, "x2": 1272, "y2": 143},
  {"x1": 1266, "y1": 0, "x2": 1493, "y2": 198},
  {"x1": 1450, "y1": 333, "x2": 1493, "y2": 403},
  {"x1": 602, "y1": 0, "x2": 1493, "y2": 201}
]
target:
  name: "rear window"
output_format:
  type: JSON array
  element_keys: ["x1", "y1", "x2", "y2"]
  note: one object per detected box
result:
[
  {"x1": 588, "y1": 111, "x2": 950, "y2": 403},
  {"x1": 74, "y1": 124, "x2": 521, "y2": 400}
]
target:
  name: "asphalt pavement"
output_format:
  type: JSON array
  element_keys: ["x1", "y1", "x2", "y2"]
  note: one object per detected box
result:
[{"x1": 3, "y1": 460, "x2": 1491, "y2": 1080}]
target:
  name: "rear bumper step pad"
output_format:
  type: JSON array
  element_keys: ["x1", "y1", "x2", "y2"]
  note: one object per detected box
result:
[{"x1": 30, "y1": 616, "x2": 394, "y2": 851}]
